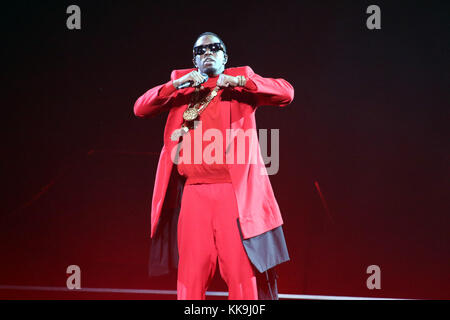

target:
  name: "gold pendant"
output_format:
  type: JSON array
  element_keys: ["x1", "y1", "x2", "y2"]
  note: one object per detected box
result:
[{"x1": 183, "y1": 107, "x2": 199, "y2": 121}]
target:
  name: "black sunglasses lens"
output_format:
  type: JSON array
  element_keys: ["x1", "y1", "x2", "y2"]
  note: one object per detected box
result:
[
  {"x1": 210, "y1": 44, "x2": 221, "y2": 52},
  {"x1": 194, "y1": 46, "x2": 205, "y2": 55},
  {"x1": 194, "y1": 43, "x2": 222, "y2": 55}
]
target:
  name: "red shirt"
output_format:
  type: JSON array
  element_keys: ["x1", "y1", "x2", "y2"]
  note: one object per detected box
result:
[{"x1": 175, "y1": 75, "x2": 232, "y2": 185}]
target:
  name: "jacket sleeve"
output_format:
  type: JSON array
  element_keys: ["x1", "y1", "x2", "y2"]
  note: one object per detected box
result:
[
  {"x1": 239, "y1": 66, "x2": 294, "y2": 108},
  {"x1": 133, "y1": 72, "x2": 179, "y2": 118}
]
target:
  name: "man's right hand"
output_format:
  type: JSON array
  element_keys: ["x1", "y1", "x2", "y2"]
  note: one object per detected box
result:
[{"x1": 173, "y1": 70, "x2": 208, "y2": 89}]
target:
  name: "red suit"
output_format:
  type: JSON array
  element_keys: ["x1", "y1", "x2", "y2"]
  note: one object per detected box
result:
[{"x1": 134, "y1": 66, "x2": 294, "y2": 299}]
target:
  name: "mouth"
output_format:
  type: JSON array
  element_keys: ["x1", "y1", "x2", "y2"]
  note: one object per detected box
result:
[{"x1": 203, "y1": 58, "x2": 215, "y2": 64}]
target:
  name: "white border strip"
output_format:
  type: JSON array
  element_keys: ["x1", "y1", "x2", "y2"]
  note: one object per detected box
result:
[
  {"x1": 0, "y1": 285, "x2": 407, "y2": 300},
  {"x1": 0, "y1": 285, "x2": 409, "y2": 300}
]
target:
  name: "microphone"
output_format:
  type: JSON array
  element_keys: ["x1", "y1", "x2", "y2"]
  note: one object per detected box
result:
[{"x1": 177, "y1": 73, "x2": 209, "y2": 89}]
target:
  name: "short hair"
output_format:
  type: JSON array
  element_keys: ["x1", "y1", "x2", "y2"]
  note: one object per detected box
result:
[{"x1": 193, "y1": 32, "x2": 227, "y2": 55}]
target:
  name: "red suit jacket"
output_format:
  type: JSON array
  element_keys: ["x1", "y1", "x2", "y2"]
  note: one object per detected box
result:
[
  {"x1": 135, "y1": 66, "x2": 294, "y2": 238},
  {"x1": 134, "y1": 66, "x2": 294, "y2": 299}
]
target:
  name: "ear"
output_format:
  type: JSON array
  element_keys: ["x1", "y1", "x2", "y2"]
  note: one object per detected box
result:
[
  {"x1": 192, "y1": 58, "x2": 197, "y2": 67},
  {"x1": 223, "y1": 54, "x2": 228, "y2": 65}
]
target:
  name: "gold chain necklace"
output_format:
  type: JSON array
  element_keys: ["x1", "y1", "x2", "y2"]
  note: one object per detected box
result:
[{"x1": 171, "y1": 86, "x2": 220, "y2": 141}]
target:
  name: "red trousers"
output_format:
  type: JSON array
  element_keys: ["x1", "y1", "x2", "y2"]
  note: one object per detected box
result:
[{"x1": 177, "y1": 183, "x2": 258, "y2": 300}]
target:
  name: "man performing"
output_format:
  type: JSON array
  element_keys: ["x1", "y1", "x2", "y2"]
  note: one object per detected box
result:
[{"x1": 134, "y1": 32, "x2": 294, "y2": 300}]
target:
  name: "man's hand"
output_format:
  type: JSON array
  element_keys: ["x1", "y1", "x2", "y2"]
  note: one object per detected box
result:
[
  {"x1": 173, "y1": 70, "x2": 207, "y2": 89},
  {"x1": 216, "y1": 74, "x2": 239, "y2": 88}
]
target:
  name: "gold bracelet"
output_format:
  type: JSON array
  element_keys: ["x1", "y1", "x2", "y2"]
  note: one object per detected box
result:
[{"x1": 237, "y1": 75, "x2": 247, "y2": 87}]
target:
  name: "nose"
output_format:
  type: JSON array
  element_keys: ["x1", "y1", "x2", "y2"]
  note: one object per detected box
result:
[{"x1": 203, "y1": 47, "x2": 213, "y2": 55}]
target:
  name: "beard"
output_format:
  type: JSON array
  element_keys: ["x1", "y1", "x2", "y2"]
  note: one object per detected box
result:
[
  {"x1": 201, "y1": 65, "x2": 217, "y2": 76},
  {"x1": 201, "y1": 63, "x2": 226, "y2": 77}
]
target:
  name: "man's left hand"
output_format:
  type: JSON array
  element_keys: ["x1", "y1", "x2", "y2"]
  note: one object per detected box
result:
[{"x1": 217, "y1": 74, "x2": 239, "y2": 88}]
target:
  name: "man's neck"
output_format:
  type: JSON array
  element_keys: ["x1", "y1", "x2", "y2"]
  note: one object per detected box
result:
[{"x1": 201, "y1": 66, "x2": 225, "y2": 77}]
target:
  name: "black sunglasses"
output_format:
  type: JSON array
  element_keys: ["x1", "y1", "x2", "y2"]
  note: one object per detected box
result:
[{"x1": 193, "y1": 43, "x2": 224, "y2": 56}]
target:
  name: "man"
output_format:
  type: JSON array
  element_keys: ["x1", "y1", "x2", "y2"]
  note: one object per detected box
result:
[{"x1": 134, "y1": 32, "x2": 294, "y2": 300}]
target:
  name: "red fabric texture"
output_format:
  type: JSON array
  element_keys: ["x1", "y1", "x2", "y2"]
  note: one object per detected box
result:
[{"x1": 176, "y1": 183, "x2": 258, "y2": 300}]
